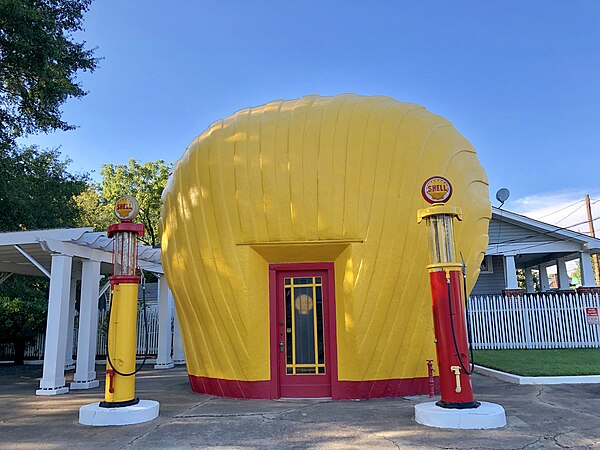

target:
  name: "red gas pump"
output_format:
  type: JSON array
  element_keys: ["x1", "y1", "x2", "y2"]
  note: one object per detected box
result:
[{"x1": 418, "y1": 176, "x2": 479, "y2": 409}]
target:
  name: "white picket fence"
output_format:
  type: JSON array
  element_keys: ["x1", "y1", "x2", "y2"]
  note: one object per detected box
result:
[
  {"x1": 93, "y1": 308, "x2": 161, "y2": 357},
  {"x1": 3, "y1": 292, "x2": 600, "y2": 360},
  {"x1": 0, "y1": 306, "x2": 162, "y2": 360},
  {"x1": 467, "y1": 292, "x2": 600, "y2": 349}
]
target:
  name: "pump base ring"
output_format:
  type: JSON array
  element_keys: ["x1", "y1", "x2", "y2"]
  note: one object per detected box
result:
[
  {"x1": 99, "y1": 397, "x2": 140, "y2": 408},
  {"x1": 436, "y1": 400, "x2": 480, "y2": 410}
]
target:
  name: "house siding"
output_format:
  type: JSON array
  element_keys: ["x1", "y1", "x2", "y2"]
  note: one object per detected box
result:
[
  {"x1": 472, "y1": 256, "x2": 506, "y2": 296},
  {"x1": 487, "y1": 220, "x2": 561, "y2": 245}
]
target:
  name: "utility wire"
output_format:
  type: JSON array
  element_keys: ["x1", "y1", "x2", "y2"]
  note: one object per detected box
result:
[
  {"x1": 491, "y1": 215, "x2": 600, "y2": 247},
  {"x1": 536, "y1": 199, "x2": 585, "y2": 219},
  {"x1": 553, "y1": 202, "x2": 586, "y2": 225}
]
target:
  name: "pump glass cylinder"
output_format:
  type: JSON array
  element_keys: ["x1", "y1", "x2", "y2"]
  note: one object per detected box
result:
[
  {"x1": 425, "y1": 214, "x2": 456, "y2": 264},
  {"x1": 113, "y1": 231, "x2": 138, "y2": 276}
]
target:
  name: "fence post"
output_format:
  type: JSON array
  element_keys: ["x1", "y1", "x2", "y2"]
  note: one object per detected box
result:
[{"x1": 522, "y1": 295, "x2": 532, "y2": 349}]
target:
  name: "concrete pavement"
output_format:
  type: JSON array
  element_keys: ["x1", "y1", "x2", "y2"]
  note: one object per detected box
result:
[{"x1": 1, "y1": 363, "x2": 599, "y2": 449}]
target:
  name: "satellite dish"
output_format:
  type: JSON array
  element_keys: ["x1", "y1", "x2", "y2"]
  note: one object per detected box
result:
[{"x1": 495, "y1": 188, "x2": 510, "y2": 207}]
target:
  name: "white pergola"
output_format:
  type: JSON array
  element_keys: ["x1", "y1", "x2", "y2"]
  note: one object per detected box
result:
[{"x1": 0, "y1": 228, "x2": 185, "y2": 395}]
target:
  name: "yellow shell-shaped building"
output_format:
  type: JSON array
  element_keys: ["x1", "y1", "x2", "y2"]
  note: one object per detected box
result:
[{"x1": 160, "y1": 94, "x2": 490, "y2": 399}]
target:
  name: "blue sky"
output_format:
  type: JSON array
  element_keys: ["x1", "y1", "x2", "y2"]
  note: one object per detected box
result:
[{"x1": 22, "y1": 1, "x2": 600, "y2": 225}]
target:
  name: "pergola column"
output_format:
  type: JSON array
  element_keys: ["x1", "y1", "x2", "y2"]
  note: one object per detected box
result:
[
  {"x1": 36, "y1": 254, "x2": 72, "y2": 395},
  {"x1": 71, "y1": 259, "x2": 101, "y2": 390},
  {"x1": 580, "y1": 252, "x2": 599, "y2": 287},
  {"x1": 557, "y1": 258, "x2": 571, "y2": 290},
  {"x1": 539, "y1": 264, "x2": 550, "y2": 291},
  {"x1": 64, "y1": 278, "x2": 77, "y2": 370},
  {"x1": 172, "y1": 294, "x2": 185, "y2": 365},
  {"x1": 524, "y1": 268, "x2": 535, "y2": 293},
  {"x1": 154, "y1": 275, "x2": 174, "y2": 369}
]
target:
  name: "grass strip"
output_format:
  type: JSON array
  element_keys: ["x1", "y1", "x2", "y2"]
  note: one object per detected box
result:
[{"x1": 473, "y1": 348, "x2": 600, "y2": 377}]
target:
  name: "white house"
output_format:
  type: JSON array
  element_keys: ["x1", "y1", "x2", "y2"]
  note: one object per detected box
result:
[{"x1": 472, "y1": 207, "x2": 600, "y2": 296}]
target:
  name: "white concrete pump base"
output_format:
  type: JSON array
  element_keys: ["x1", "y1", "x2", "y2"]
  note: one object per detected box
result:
[
  {"x1": 415, "y1": 401, "x2": 506, "y2": 429},
  {"x1": 79, "y1": 400, "x2": 159, "y2": 426}
]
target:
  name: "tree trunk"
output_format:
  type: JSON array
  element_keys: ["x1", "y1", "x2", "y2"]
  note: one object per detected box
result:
[{"x1": 13, "y1": 338, "x2": 25, "y2": 365}]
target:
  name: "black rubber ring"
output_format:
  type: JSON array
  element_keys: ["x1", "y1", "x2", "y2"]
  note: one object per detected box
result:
[
  {"x1": 435, "y1": 400, "x2": 481, "y2": 410},
  {"x1": 99, "y1": 397, "x2": 140, "y2": 408}
]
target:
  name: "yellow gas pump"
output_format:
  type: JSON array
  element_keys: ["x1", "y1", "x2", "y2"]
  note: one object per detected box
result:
[
  {"x1": 100, "y1": 195, "x2": 145, "y2": 407},
  {"x1": 79, "y1": 196, "x2": 159, "y2": 426}
]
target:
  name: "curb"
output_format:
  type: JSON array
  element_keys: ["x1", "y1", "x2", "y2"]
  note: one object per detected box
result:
[{"x1": 475, "y1": 365, "x2": 600, "y2": 385}]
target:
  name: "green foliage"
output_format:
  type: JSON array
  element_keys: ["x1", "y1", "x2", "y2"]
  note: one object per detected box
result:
[
  {"x1": 0, "y1": 145, "x2": 87, "y2": 231},
  {"x1": 517, "y1": 268, "x2": 540, "y2": 292},
  {"x1": 0, "y1": 0, "x2": 98, "y2": 147},
  {"x1": 0, "y1": 275, "x2": 48, "y2": 333},
  {"x1": 0, "y1": 275, "x2": 49, "y2": 364},
  {"x1": 73, "y1": 181, "x2": 112, "y2": 231},
  {"x1": 0, "y1": 295, "x2": 47, "y2": 339},
  {"x1": 473, "y1": 349, "x2": 600, "y2": 376},
  {"x1": 570, "y1": 260, "x2": 581, "y2": 285},
  {"x1": 75, "y1": 159, "x2": 172, "y2": 246}
]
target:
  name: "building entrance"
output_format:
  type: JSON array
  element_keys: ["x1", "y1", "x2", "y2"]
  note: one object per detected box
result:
[{"x1": 270, "y1": 263, "x2": 336, "y2": 398}]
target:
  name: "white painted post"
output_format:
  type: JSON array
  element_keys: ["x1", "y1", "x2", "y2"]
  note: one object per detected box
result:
[
  {"x1": 557, "y1": 258, "x2": 571, "y2": 290},
  {"x1": 64, "y1": 278, "x2": 77, "y2": 370},
  {"x1": 36, "y1": 254, "x2": 72, "y2": 395},
  {"x1": 71, "y1": 260, "x2": 101, "y2": 390},
  {"x1": 154, "y1": 275, "x2": 174, "y2": 369},
  {"x1": 504, "y1": 255, "x2": 519, "y2": 289},
  {"x1": 172, "y1": 291, "x2": 186, "y2": 365},
  {"x1": 539, "y1": 265, "x2": 551, "y2": 292},
  {"x1": 524, "y1": 268, "x2": 535, "y2": 293},
  {"x1": 580, "y1": 252, "x2": 599, "y2": 287}
]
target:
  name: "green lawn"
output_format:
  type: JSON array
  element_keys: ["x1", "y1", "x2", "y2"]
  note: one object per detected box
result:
[{"x1": 473, "y1": 348, "x2": 600, "y2": 377}]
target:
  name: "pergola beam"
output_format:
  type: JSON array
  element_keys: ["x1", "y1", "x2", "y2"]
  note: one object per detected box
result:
[{"x1": 14, "y1": 245, "x2": 50, "y2": 278}]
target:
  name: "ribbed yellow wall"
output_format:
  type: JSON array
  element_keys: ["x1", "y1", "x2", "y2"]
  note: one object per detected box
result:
[{"x1": 160, "y1": 94, "x2": 490, "y2": 383}]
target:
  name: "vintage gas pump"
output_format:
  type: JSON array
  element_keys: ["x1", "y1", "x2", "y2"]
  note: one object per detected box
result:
[
  {"x1": 79, "y1": 196, "x2": 159, "y2": 426},
  {"x1": 101, "y1": 195, "x2": 145, "y2": 407},
  {"x1": 414, "y1": 176, "x2": 506, "y2": 429}
]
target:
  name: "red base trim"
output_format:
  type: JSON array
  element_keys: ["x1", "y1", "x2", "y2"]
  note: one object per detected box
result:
[
  {"x1": 335, "y1": 377, "x2": 440, "y2": 399},
  {"x1": 189, "y1": 374, "x2": 440, "y2": 400},
  {"x1": 109, "y1": 275, "x2": 140, "y2": 285},
  {"x1": 189, "y1": 375, "x2": 272, "y2": 399}
]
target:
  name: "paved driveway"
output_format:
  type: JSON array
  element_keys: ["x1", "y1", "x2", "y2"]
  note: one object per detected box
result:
[{"x1": 1, "y1": 364, "x2": 599, "y2": 449}]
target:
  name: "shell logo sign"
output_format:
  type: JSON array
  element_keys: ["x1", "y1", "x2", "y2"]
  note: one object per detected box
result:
[
  {"x1": 114, "y1": 196, "x2": 139, "y2": 221},
  {"x1": 422, "y1": 176, "x2": 452, "y2": 204}
]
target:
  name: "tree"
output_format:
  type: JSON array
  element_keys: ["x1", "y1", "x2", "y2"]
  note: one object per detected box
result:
[
  {"x1": 0, "y1": 0, "x2": 98, "y2": 148},
  {"x1": 0, "y1": 146, "x2": 85, "y2": 362},
  {"x1": 0, "y1": 275, "x2": 48, "y2": 364},
  {"x1": 0, "y1": 145, "x2": 87, "y2": 231},
  {"x1": 74, "y1": 159, "x2": 172, "y2": 247},
  {"x1": 517, "y1": 269, "x2": 540, "y2": 292}
]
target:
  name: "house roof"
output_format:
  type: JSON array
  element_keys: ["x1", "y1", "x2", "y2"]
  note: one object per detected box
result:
[
  {"x1": 486, "y1": 207, "x2": 600, "y2": 268},
  {"x1": 0, "y1": 227, "x2": 162, "y2": 278}
]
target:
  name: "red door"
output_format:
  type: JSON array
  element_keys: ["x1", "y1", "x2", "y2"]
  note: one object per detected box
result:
[{"x1": 270, "y1": 264, "x2": 335, "y2": 398}]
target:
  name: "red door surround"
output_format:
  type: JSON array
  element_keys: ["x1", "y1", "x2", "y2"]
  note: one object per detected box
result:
[{"x1": 268, "y1": 262, "x2": 338, "y2": 398}]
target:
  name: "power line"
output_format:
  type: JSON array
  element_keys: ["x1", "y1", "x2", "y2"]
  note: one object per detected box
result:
[
  {"x1": 553, "y1": 202, "x2": 586, "y2": 225},
  {"x1": 536, "y1": 199, "x2": 585, "y2": 220}
]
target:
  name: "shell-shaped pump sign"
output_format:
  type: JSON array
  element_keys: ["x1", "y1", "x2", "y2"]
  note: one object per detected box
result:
[
  {"x1": 160, "y1": 94, "x2": 491, "y2": 399},
  {"x1": 114, "y1": 195, "x2": 140, "y2": 222}
]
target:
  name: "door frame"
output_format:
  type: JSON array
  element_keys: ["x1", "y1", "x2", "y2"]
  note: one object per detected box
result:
[{"x1": 268, "y1": 262, "x2": 338, "y2": 398}]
